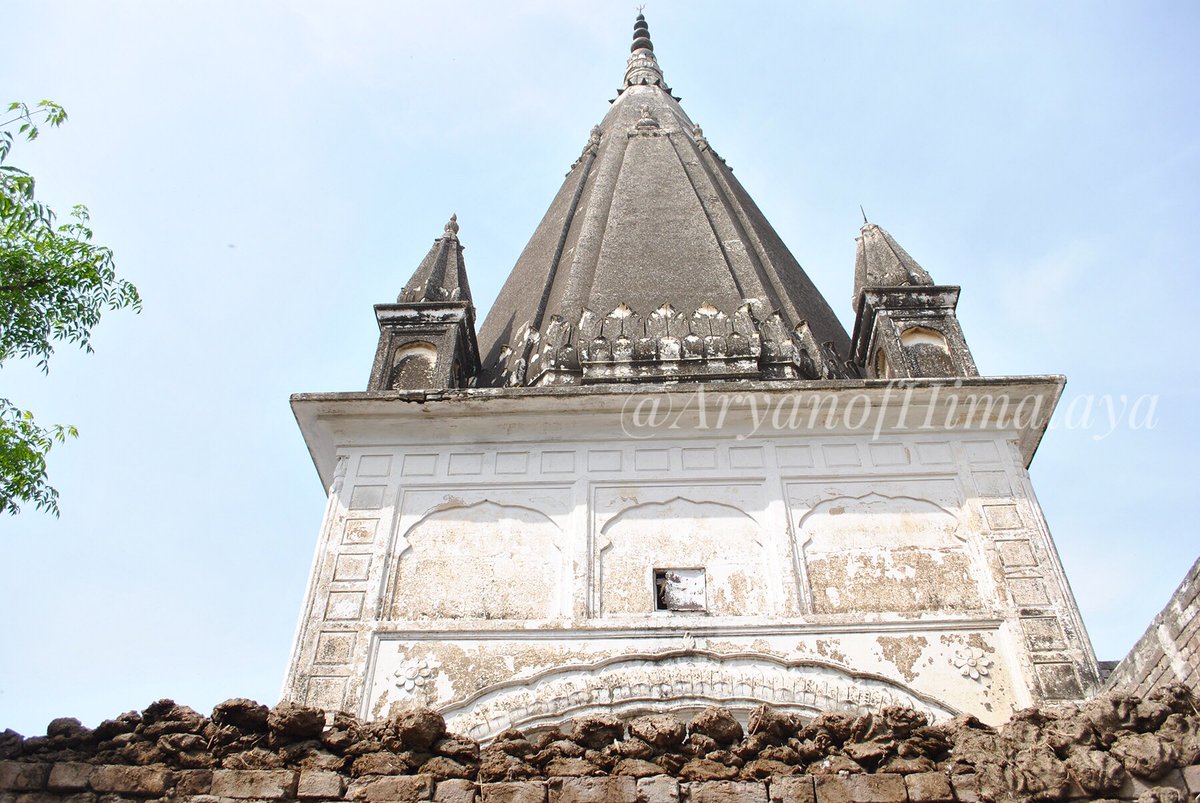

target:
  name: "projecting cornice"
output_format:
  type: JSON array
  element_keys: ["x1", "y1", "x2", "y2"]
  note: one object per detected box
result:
[{"x1": 292, "y1": 375, "x2": 1065, "y2": 489}]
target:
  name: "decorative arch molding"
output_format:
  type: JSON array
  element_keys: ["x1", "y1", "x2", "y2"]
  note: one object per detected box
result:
[
  {"x1": 387, "y1": 499, "x2": 565, "y2": 621},
  {"x1": 897, "y1": 326, "x2": 956, "y2": 376},
  {"x1": 898, "y1": 325, "x2": 950, "y2": 352},
  {"x1": 796, "y1": 492, "x2": 963, "y2": 549},
  {"x1": 399, "y1": 499, "x2": 562, "y2": 555},
  {"x1": 389, "y1": 341, "x2": 439, "y2": 390},
  {"x1": 599, "y1": 496, "x2": 762, "y2": 548},
  {"x1": 595, "y1": 496, "x2": 767, "y2": 616},
  {"x1": 438, "y1": 649, "x2": 959, "y2": 741},
  {"x1": 393, "y1": 340, "x2": 439, "y2": 357},
  {"x1": 793, "y1": 492, "x2": 981, "y2": 615}
]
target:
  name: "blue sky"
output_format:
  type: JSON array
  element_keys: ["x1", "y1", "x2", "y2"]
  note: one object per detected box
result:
[{"x1": 1, "y1": 1, "x2": 1197, "y2": 735}]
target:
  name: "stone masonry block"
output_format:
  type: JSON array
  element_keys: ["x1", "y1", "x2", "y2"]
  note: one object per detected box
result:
[
  {"x1": 1117, "y1": 769, "x2": 1186, "y2": 799},
  {"x1": 347, "y1": 774, "x2": 435, "y2": 803},
  {"x1": 436, "y1": 779, "x2": 479, "y2": 803},
  {"x1": 1184, "y1": 765, "x2": 1200, "y2": 794},
  {"x1": 767, "y1": 777, "x2": 814, "y2": 803},
  {"x1": 813, "y1": 774, "x2": 906, "y2": 803},
  {"x1": 685, "y1": 781, "x2": 768, "y2": 803},
  {"x1": 904, "y1": 772, "x2": 952, "y2": 803},
  {"x1": 551, "y1": 776, "x2": 637, "y2": 803},
  {"x1": 175, "y1": 769, "x2": 213, "y2": 796},
  {"x1": 298, "y1": 769, "x2": 345, "y2": 799},
  {"x1": 89, "y1": 765, "x2": 173, "y2": 795},
  {"x1": 638, "y1": 777, "x2": 679, "y2": 803},
  {"x1": 950, "y1": 774, "x2": 978, "y2": 803},
  {"x1": 60, "y1": 794, "x2": 95, "y2": 803},
  {"x1": 481, "y1": 781, "x2": 547, "y2": 803},
  {"x1": 210, "y1": 769, "x2": 298, "y2": 800},
  {"x1": 0, "y1": 763, "x2": 49, "y2": 792},
  {"x1": 13, "y1": 793, "x2": 82, "y2": 803},
  {"x1": 47, "y1": 764, "x2": 93, "y2": 792}
]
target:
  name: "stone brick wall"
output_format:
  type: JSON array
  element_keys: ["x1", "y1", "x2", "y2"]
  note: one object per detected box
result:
[
  {"x1": 2, "y1": 686, "x2": 1198, "y2": 803},
  {"x1": 1106, "y1": 558, "x2": 1200, "y2": 697}
]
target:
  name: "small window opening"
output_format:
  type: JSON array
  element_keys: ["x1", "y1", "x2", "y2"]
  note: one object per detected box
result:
[{"x1": 654, "y1": 568, "x2": 706, "y2": 612}]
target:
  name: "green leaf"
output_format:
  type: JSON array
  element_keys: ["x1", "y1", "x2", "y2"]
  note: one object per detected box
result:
[{"x1": 0, "y1": 99, "x2": 140, "y2": 516}]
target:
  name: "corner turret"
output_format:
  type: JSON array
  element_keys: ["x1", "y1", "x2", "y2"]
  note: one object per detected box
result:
[
  {"x1": 850, "y1": 219, "x2": 977, "y2": 378},
  {"x1": 367, "y1": 215, "x2": 480, "y2": 391}
]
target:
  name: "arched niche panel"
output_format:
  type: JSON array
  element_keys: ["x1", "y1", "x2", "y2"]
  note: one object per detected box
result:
[
  {"x1": 797, "y1": 492, "x2": 982, "y2": 615},
  {"x1": 388, "y1": 500, "x2": 563, "y2": 620},
  {"x1": 899, "y1": 326, "x2": 956, "y2": 377},
  {"x1": 390, "y1": 341, "x2": 438, "y2": 390},
  {"x1": 598, "y1": 497, "x2": 766, "y2": 616}
]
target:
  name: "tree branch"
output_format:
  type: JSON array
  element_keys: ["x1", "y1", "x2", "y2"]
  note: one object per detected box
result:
[{"x1": 0, "y1": 277, "x2": 51, "y2": 293}]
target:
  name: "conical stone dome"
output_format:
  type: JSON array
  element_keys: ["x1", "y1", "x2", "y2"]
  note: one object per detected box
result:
[{"x1": 477, "y1": 15, "x2": 853, "y2": 387}]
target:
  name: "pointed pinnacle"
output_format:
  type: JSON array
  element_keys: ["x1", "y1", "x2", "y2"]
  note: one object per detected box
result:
[
  {"x1": 632, "y1": 10, "x2": 654, "y2": 52},
  {"x1": 860, "y1": 205, "x2": 869, "y2": 225},
  {"x1": 624, "y1": 10, "x2": 667, "y2": 89}
]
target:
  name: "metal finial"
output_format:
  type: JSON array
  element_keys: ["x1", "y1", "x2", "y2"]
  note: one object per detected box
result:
[
  {"x1": 623, "y1": 6, "x2": 667, "y2": 90},
  {"x1": 860, "y1": 205, "x2": 869, "y2": 225},
  {"x1": 445, "y1": 213, "x2": 459, "y2": 237},
  {"x1": 632, "y1": 7, "x2": 653, "y2": 52}
]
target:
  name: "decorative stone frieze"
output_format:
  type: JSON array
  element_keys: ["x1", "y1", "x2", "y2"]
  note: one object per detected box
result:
[{"x1": 495, "y1": 302, "x2": 855, "y2": 388}]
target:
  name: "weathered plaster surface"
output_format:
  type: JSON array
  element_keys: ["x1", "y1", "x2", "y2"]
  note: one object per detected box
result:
[{"x1": 285, "y1": 381, "x2": 1098, "y2": 737}]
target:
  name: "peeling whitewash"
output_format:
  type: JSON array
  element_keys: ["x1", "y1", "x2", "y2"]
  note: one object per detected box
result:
[{"x1": 285, "y1": 382, "x2": 1099, "y2": 738}]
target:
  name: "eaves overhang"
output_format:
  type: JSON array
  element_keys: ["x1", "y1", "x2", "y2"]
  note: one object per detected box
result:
[{"x1": 291, "y1": 375, "x2": 1066, "y2": 490}]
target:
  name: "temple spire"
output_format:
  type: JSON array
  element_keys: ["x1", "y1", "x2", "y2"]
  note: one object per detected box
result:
[
  {"x1": 852, "y1": 221, "x2": 933, "y2": 313},
  {"x1": 476, "y1": 13, "x2": 853, "y2": 387},
  {"x1": 850, "y1": 218, "x2": 977, "y2": 379},
  {"x1": 397, "y1": 214, "x2": 472, "y2": 304},
  {"x1": 367, "y1": 217, "x2": 480, "y2": 391},
  {"x1": 623, "y1": 12, "x2": 670, "y2": 91}
]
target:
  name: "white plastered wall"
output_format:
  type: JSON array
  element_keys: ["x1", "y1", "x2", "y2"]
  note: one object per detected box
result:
[{"x1": 284, "y1": 383, "x2": 1097, "y2": 737}]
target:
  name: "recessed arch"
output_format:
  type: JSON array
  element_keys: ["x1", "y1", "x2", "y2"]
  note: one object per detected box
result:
[
  {"x1": 898, "y1": 326, "x2": 956, "y2": 376},
  {"x1": 795, "y1": 492, "x2": 981, "y2": 615},
  {"x1": 390, "y1": 341, "x2": 438, "y2": 389},
  {"x1": 597, "y1": 496, "x2": 766, "y2": 616},
  {"x1": 899, "y1": 325, "x2": 949, "y2": 351},
  {"x1": 874, "y1": 347, "x2": 893, "y2": 379},
  {"x1": 388, "y1": 500, "x2": 563, "y2": 621}
]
